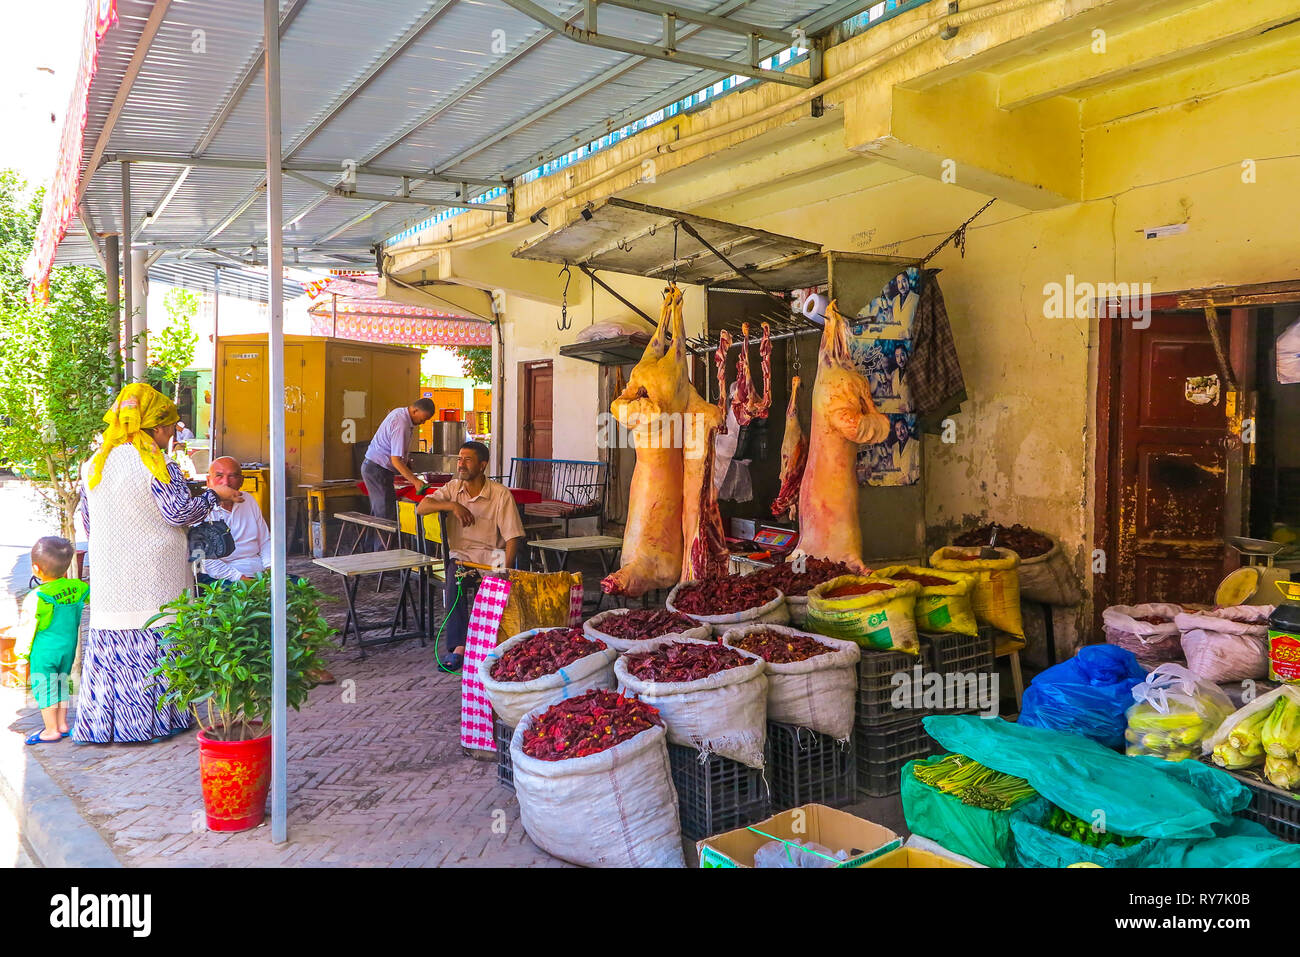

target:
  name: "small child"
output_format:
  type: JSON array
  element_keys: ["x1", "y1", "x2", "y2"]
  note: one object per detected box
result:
[{"x1": 16, "y1": 537, "x2": 89, "y2": 745}]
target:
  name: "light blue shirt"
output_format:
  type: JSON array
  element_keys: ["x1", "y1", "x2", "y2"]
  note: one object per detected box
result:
[{"x1": 365, "y1": 407, "x2": 415, "y2": 468}]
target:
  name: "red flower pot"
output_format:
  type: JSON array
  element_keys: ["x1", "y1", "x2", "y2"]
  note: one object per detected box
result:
[{"x1": 197, "y1": 727, "x2": 271, "y2": 832}]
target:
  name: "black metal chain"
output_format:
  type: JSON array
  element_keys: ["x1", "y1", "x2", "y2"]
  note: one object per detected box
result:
[
  {"x1": 920, "y1": 198, "x2": 996, "y2": 265},
  {"x1": 558, "y1": 263, "x2": 572, "y2": 330}
]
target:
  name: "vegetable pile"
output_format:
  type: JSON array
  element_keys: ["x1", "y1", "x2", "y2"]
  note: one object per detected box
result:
[
  {"x1": 912, "y1": 754, "x2": 1038, "y2": 811},
  {"x1": 824, "y1": 582, "x2": 893, "y2": 599},
  {"x1": 489, "y1": 628, "x2": 607, "y2": 682},
  {"x1": 595, "y1": 609, "x2": 701, "y2": 642},
  {"x1": 672, "y1": 577, "x2": 778, "y2": 615},
  {"x1": 1212, "y1": 695, "x2": 1300, "y2": 790},
  {"x1": 751, "y1": 559, "x2": 856, "y2": 597},
  {"x1": 1042, "y1": 807, "x2": 1142, "y2": 849},
  {"x1": 622, "y1": 641, "x2": 750, "y2": 682},
  {"x1": 728, "y1": 629, "x2": 831, "y2": 664},
  {"x1": 888, "y1": 570, "x2": 956, "y2": 588},
  {"x1": 521, "y1": 689, "x2": 662, "y2": 760},
  {"x1": 952, "y1": 523, "x2": 1052, "y2": 558},
  {"x1": 1124, "y1": 700, "x2": 1222, "y2": 762}
]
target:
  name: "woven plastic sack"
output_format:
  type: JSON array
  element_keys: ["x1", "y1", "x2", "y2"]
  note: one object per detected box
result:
[
  {"x1": 806, "y1": 576, "x2": 920, "y2": 654},
  {"x1": 1124, "y1": 663, "x2": 1235, "y2": 762},
  {"x1": 871, "y1": 565, "x2": 978, "y2": 637},
  {"x1": 1014, "y1": 537, "x2": 1082, "y2": 607},
  {"x1": 901, "y1": 754, "x2": 1045, "y2": 868},
  {"x1": 1102, "y1": 603, "x2": 1183, "y2": 665},
  {"x1": 719, "y1": 623, "x2": 861, "y2": 740},
  {"x1": 1176, "y1": 605, "x2": 1274, "y2": 683},
  {"x1": 615, "y1": 635, "x2": 768, "y2": 768},
  {"x1": 1018, "y1": 644, "x2": 1146, "y2": 749},
  {"x1": 583, "y1": 608, "x2": 711, "y2": 653},
  {"x1": 510, "y1": 704, "x2": 685, "y2": 868},
  {"x1": 496, "y1": 569, "x2": 584, "y2": 645},
  {"x1": 478, "y1": 626, "x2": 618, "y2": 727},
  {"x1": 930, "y1": 546, "x2": 1024, "y2": 638},
  {"x1": 665, "y1": 581, "x2": 789, "y2": 633}
]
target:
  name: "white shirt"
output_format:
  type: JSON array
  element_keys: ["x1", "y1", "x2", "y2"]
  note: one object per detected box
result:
[
  {"x1": 202, "y1": 496, "x2": 272, "y2": 581},
  {"x1": 365, "y1": 407, "x2": 415, "y2": 468}
]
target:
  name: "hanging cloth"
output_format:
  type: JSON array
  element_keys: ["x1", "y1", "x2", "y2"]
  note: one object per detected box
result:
[{"x1": 905, "y1": 270, "x2": 967, "y2": 434}]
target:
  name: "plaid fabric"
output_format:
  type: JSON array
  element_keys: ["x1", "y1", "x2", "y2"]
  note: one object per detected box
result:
[
  {"x1": 568, "y1": 580, "x2": 584, "y2": 626},
  {"x1": 461, "y1": 576, "x2": 512, "y2": 751},
  {"x1": 905, "y1": 272, "x2": 967, "y2": 433}
]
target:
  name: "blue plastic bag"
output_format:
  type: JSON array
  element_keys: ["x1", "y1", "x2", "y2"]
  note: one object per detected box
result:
[{"x1": 1018, "y1": 644, "x2": 1146, "y2": 748}]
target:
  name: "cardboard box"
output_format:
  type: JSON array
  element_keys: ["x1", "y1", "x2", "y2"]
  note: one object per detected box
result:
[
  {"x1": 697, "y1": 804, "x2": 900, "y2": 868},
  {"x1": 860, "y1": 846, "x2": 973, "y2": 868}
]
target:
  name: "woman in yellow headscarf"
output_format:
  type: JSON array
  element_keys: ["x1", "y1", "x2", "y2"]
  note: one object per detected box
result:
[{"x1": 74, "y1": 383, "x2": 245, "y2": 744}]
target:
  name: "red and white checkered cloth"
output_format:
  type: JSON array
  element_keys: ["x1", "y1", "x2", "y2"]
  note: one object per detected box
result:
[
  {"x1": 568, "y1": 580, "x2": 584, "y2": 627},
  {"x1": 460, "y1": 576, "x2": 512, "y2": 751}
]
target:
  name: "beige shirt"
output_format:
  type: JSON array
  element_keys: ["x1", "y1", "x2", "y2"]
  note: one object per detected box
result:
[{"x1": 431, "y1": 478, "x2": 525, "y2": 567}]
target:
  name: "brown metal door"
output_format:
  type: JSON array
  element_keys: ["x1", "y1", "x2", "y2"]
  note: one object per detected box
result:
[
  {"x1": 1115, "y1": 312, "x2": 1230, "y2": 604},
  {"x1": 522, "y1": 361, "x2": 553, "y2": 459}
]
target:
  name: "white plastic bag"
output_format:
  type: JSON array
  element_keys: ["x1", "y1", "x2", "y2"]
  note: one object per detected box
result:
[
  {"x1": 719, "y1": 623, "x2": 860, "y2": 740},
  {"x1": 615, "y1": 635, "x2": 769, "y2": 768},
  {"x1": 478, "y1": 626, "x2": 617, "y2": 727},
  {"x1": 1124, "y1": 663, "x2": 1234, "y2": 761},
  {"x1": 583, "y1": 608, "x2": 711, "y2": 654},
  {"x1": 1278, "y1": 316, "x2": 1300, "y2": 385},
  {"x1": 510, "y1": 703, "x2": 685, "y2": 867},
  {"x1": 1102, "y1": 603, "x2": 1184, "y2": 665},
  {"x1": 666, "y1": 581, "x2": 790, "y2": 633},
  {"x1": 753, "y1": 839, "x2": 847, "y2": 868},
  {"x1": 1175, "y1": 605, "x2": 1274, "y2": 683}
]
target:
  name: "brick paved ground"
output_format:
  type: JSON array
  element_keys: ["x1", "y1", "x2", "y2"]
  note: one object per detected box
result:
[{"x1": 5, "y1": 549, "x2": 906, "y2": 866}]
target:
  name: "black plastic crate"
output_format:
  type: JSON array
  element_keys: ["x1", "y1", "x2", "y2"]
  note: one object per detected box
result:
[
  {"x1": 1232, "y1": 771, "x2": 1300, "y2": 844},
  {"x1": 920, "y1": 626, "x2": 996, "y2": 676},
  {"x1": 493, "y1": 716, "x2": 515, "y2": 791},
  {"x1": 766, "y1": 722, "x2": 856, "y2": 811},
  {"x1": 668, "y1": 743, "x2": 771, "y2": 841},
  {"x1": 854, "y1": 716, "x2": 944, "y2": 797},
  {"x1": 856, "y1": 644, "x2": 933, "y2": 727}
]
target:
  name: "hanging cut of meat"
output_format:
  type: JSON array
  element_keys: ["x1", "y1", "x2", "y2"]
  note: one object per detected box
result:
[
  {"x1": 602, "y1": 287, "x2": 692, "y2": 596},
  {"x1": 796, "y1": 300, "x2": 890, "y2": 572},
  {"x1": 732, "y1": 322, "x2": 773, "y2": 426},
  {"x1": 681, "y1": 295, "x2": 729, "y2": 582},
  {"x1": 771, "y1": 375, "x2": 807, "y2": 520}
]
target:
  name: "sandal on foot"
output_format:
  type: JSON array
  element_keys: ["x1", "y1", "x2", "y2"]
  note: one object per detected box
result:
[{"x1": 25, "y1": 731, "x2": 62, "y2": 745}]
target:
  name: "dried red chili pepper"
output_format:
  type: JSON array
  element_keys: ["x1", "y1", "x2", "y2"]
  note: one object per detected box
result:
[
  {"x1": 672, "y1": 576, "x2": 778, "y2": 615},
  {"x1": 521, "y1": 689, "x2": 663, "y2": 761},
  {"x1": 749, "y1": 558, "x2": 855, "y2": 597},
  {"x1": 489, "y1": 627, "x2": 607, "y2": 682},
  {"x1": 729, "y1": 629, "x2": 831, "y2": 664},
  {"x1": 595, "y1": 609, "x2": 701, "y2": 642},
  {"x1": 824, "y1": 582, "x2": 893, "y2": 599},
  {"x1": 952, "y1": 523, "x2": 1052, "y2": 558},
  {"x1": 888, "y1": 570, "x2": 957, "y2": 588},
  {"x1": 622, "y1": 640, "x2": 749, "y2": 682}
]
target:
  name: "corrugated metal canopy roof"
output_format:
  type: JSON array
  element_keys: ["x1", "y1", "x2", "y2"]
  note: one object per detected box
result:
[{"x1": 42, "y1": 0, "x2": 882, "y2": 284}]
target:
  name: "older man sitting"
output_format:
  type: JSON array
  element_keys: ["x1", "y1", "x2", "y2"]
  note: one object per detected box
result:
[{"x1": 202, "y1": 456, "x2": 334, "y2": 682}]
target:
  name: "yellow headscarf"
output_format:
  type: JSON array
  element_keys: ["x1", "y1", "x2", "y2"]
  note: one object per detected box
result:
[{"x1": 87, "y1": 383, "x2": 179, "y2": 490}]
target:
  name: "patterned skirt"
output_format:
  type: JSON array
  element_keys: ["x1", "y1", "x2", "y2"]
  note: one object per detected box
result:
[{"x1": 72, "y1": 628, "x2": 191, "y2": 743}]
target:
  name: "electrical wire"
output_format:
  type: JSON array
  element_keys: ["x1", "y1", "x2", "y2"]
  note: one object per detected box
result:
[{"x1": 434, "y1": 575, "x2": 465, "y2": 676}]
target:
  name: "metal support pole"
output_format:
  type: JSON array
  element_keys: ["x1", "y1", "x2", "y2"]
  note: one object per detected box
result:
[
  {"x1": 105, "y1": 234, "x2": 121, "y2": 388},
  {"x1": 210, "y1": 269, "x2": 220, "y2": 442},
  {"x1": 131, "y1": 248, "x2": 149, "y2": 380},
  {"x1": 264, "y1": 0, "x2": 289, "y2": 845},
  {"x1": 121, "y1": 163, "x2": 133, "y2": 382}
]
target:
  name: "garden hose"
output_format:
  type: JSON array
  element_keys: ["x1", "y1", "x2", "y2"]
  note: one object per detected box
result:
[{"x1": 435, "y1": 575, "x2": 465, "y2": 676}]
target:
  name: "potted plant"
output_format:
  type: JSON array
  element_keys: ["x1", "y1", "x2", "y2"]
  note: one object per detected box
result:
[{"x1": 148, "y1": 575, "x2": 336, "y2": 832}]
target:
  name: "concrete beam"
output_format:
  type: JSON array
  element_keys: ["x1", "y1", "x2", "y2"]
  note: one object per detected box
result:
[
  {"x1": 374, "y1": 275, "x2": 496, "y2": 320},
  {"x1": 997, "y1": 0, "x2": 1300, "y2": 110},
  {"x1": 389, "y1": 241, "x2": 584, "y2": 307},
  {"x1": 847, "y1": 73, "x2": 1081, "y2": 209}
]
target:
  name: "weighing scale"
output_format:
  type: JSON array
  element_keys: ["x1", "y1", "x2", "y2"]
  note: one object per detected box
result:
[
  {"x1": 1218, "y1": 537, "x2": 1300, "y2": 606},
  {"x1": 726, "y1": 524, "x2": 799, "y2": 574}
]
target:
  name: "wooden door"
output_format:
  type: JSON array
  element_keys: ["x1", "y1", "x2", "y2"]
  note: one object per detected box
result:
[
  {"x1": 521, "y1": 361, "x2": 553, "y2": 460},
  {"x1": 1112, "y1": 311, "x2": 1233, "y2": 604}
]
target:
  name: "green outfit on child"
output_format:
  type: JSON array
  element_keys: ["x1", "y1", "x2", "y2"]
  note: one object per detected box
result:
[{"x1": 18, "y1": 578, "x2": 89, "y2": 709}]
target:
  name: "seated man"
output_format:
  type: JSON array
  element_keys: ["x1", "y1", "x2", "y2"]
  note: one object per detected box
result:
[
  {"x1": 417, "y1": 441, "x2": 525, "y2": 670},
  {"x1": 202, "y1": 456, "x2": 334, "y2": 683}
]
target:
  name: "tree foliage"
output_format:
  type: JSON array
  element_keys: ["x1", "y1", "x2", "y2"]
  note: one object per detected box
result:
[
  {"x1": 451, "y1": 344, "x2": 492, "y2": 384},
  {"x1": 151, "y1": 287, "x2": 200, "y2": 401},
  {"x1": 0, "y1": 170, "x2": 117, "y2": 539}
]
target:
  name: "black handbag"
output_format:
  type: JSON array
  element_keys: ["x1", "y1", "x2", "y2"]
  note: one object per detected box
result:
[{"x1": 187, "y1": 520, "x2": 236, "y2": 561}]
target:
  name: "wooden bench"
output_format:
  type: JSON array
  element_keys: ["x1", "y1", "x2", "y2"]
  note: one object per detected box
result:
[{"x1": 497, "y1": 457, "x2": 609, "y2": 537}]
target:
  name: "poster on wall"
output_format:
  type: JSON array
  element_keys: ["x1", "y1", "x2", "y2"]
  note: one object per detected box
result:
[{"x1": 849, "y1": 266, "x2": 922, "y2": 486}]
